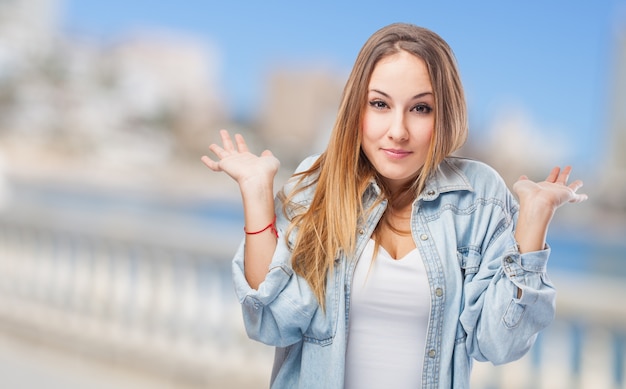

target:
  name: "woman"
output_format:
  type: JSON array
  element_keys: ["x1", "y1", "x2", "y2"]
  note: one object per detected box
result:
[{"x1": 202, "y1": 23, "x2": 587, "y2": 389}]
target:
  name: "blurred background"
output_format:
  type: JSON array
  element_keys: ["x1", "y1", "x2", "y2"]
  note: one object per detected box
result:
[{"x1": 0, "y1": 0, "x2": 624, "y2": 388}]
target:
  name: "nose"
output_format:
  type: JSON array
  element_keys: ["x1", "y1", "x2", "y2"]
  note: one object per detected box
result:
[{"x1": 387, "y1": 111, "x2": 409, "y2": 142}]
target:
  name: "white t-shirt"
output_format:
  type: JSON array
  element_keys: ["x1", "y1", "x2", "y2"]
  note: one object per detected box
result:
[{"x1": 345, "y1": 238, "x2": 431, "y2": 389}]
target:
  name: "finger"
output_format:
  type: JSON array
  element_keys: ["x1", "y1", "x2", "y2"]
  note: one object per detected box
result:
[
  {"x1": 518, "y1": 175, "x2": 529, "y2": 181},
  {"x1": 566, "y1": 178, "x2": 588, "y2": 203},
  {"x1": 570, "y1": 192, "x2": 588, "y2": 203},
  {"x1": 200, "y1": 155, "x2": 222, "y2": 172},
  {"x1": 556, "y1": 166, "x2": 572, "y2": 185},
  {"x1": 545, "y1": 167, "x2": 560, "y2": 183},
  {"x1": 568, "y1": 179, "x2": 584, "y2": 193},
  {"x1": 234, "y1": 133, "x2": 249, "y2": 153},
  {"x1": 220, "y1": 129, "x2": 236, "y2": 152},
  {"x1": 208, "y1": 143, "x2": 226, "y2": 158},
  {"x1": 261, "y1": 149, "x2": 274, "y2": 157}
]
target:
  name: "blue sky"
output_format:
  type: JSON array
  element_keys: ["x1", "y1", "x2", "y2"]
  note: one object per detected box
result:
[{"x1": 60, "y1": 0, "x2": 626, "y2": 169}]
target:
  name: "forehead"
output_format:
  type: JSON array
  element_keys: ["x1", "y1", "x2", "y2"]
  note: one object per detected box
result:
[
  {"x1": 369, "y1": 51, "x2": 432, "y2": 91},
  {"x1": 377, "y1": 49, "x2": 424, "y2": 65}
]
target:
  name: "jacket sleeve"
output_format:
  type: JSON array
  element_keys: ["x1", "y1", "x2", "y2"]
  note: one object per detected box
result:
[
  {"x1": 231, "y1": 156, "x2": 321, "y2": 348},
  {"x1": 459, "y1": 192, "x2": 556, "y2": 365}
]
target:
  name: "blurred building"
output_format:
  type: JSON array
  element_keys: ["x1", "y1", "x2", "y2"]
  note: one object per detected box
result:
[
  {"x1": 468, "y1": 107, "x2": 572, "y2": 187},
  {"x1": 0, "y1": 0, "x2": 61, "y2": 137},
  {"x1": 256, "y1": 67, "x2": 344, "y2": 169},
  {"x1": 0, "y1": 0, "x2": 59, "y2": 54},
  {"x1": 83, "y1": 32, "x2": 227, "y2": 163},
  {"x1": 600, "y1": 24, "x2": 626, "y2": 213},
  {"x1": 0, "y1": 0, "x2": 227, "y2": 183}
]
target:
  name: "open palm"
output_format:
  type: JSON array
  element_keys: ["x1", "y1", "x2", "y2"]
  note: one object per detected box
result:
[
  {"x1": 201, "y1": 130, "x2": 280, "y2": 186},
  {"x1": 513, "y1": 166, "x2": 588, "y2": 211}
]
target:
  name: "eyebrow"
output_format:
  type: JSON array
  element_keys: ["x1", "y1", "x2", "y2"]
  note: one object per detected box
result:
[{"x1": 370, "y1": 89, "x2": 433, "y2": 99}]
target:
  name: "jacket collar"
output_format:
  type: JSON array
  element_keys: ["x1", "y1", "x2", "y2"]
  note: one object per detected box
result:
[
  {"x1": 420, "y1": 157, "x2": 474, "y2": 201},
  {"x1": 365, "y1": 157, "x2": 474, "y2": 202}
]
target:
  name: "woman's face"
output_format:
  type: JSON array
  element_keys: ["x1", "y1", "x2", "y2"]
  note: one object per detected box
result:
[{"x1": 361, "y1": 50, "x2": 435, "y2": 192}]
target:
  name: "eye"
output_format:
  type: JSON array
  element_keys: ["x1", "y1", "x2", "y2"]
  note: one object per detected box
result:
[
  {"x1": 369, "y1": 100, "x2": 388, "y2": 110},
  {"x1": 412, "y1": 103, "x2": 433, "y2": 114}
]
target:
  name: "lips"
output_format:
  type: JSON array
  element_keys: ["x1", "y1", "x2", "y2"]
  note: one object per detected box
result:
[{"x1": 381, "y1": 148, "x2": 412, "y2": 159}]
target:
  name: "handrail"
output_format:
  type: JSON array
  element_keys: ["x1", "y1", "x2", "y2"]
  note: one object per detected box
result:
[{"x1": 0, "y1": 211, "x2": 624, "y2": 388}]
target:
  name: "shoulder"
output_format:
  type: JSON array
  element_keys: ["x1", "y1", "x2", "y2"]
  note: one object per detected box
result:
[
  {"x1": 438, "y1": 157, "x2": 510, "y2": 196},
  {"x1": 281, "y1": 154, "x2": 322, "y2": 206},
  {"x1": 444, "y1": 157, "x2": 501, "y2": 180},
  {"x1": 430, "y1": 158, "x2": 518, "y2": 222},
  {"x1": 294, "y1": 154, "x2": 322, "y2": 174}
]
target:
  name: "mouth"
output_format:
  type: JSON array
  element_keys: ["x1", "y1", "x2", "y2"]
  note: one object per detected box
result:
[{"x1": 381, "y1": 148, "x2": 412, "y2": 158}]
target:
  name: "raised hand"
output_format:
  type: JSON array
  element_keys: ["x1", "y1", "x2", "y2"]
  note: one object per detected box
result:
[
  {"x1": 201, "y1": 130, "x2": 280, "y2": 187},
  {"x1": 202, "y1": 130, "x2": 281, "y2": 289},
  {"x1": 513, "y1": 166, "x2": 588, "y2": 253},
  {"x1": 513, "y1": 166, "x2": 588, "y2": 212}
]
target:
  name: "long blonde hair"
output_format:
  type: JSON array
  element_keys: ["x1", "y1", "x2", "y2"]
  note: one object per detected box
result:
[{"x1": 281, "y1": 23, "x2": 468, "y2": 307}]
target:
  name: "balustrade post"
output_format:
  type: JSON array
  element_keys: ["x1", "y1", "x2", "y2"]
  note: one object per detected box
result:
[
  {"x1": 614, "y1": 331, "x2": 624, "y2": 389},
  {"x1": 570, "y1": 321, "x2": 583, "y2": 389}
]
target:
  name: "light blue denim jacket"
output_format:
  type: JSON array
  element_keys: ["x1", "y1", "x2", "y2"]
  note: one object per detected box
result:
[{"x1": 232, "y1": 155, "x2": 556, "y2": 389}]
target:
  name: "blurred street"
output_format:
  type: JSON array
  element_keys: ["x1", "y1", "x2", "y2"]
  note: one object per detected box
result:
[{"x1": 0, "y1": 327, "x2": 271, "y2": 389}]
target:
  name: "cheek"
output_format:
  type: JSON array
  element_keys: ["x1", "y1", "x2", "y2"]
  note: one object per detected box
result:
[
  {"x1": 361, "y1": 112, "x2": 385, "y2": 140},
  {"x1": 421, "y1": 126, "x2": 434, "y2": 144},
  {"x1": 360, "y1": 117, "x2": 378, "y2": 159},
  {"x1": 410, "y1": 118, "x2": 435, "y2": 144}
]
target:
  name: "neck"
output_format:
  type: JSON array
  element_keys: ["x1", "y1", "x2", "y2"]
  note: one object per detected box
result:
[
  {"x1": 379, "y1": 201, "x2": 412, "y2": 236},
  {"x1": 389, "y1": 190, "x2": 415, "y2": 212}
]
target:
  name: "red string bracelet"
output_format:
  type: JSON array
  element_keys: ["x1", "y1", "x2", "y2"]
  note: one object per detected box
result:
[{"x1": 244, "y1": 215, "x2": 278, "y2": 238}]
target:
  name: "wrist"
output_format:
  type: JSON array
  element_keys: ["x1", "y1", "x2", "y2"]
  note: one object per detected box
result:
[
  {"x1": 244, "y1": 215, "x2": 278, "y2": 238},
  {"x1": 515, "y1": 200, "x2": 555, "y2": 254},
  {"x1": 518, "y1": 199, "x2": 556, "y2": 226},
  {"x1": 239, "y1": 176, "x2": 274, "y2": 198}
]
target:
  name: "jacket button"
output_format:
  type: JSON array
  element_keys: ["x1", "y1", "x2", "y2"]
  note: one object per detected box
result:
[
  {"x1": 358, "y1": 229, "x2": 365, "y2": 235},
  {"x1": 427, "y1": 190, "x2": 435, "y2": 196},
  {"x1": 435, "y1": 288, "x2": 443, "y2": 297},
  {"x1": 428, "y1": 349, "x2": 436, "y2": 358},
  {"x1": 420, "y1": 234, "x2": 428, "y2": 241},
  {"x1": 505, "y1": 256, "x2": 514, "y2": 264}
]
